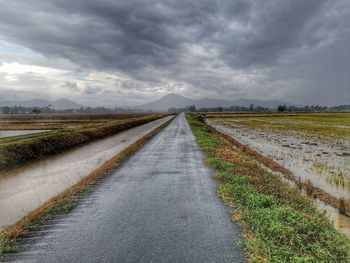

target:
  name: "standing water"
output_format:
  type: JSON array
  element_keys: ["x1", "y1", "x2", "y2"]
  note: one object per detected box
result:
[
  {"x1": 0, "y1": 130, "x2": 50, "y2": 138},
  {"x1": 209, "y1": 121, "x2": 350, "y2": 238},
  {"x1": 0, "y1": 116, "x2": 173, "y2": 228}
]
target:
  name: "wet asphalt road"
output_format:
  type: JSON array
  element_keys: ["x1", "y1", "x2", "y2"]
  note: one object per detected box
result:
[{"x1": 5, "y1": 113, "x2": 244, "y2": 263}]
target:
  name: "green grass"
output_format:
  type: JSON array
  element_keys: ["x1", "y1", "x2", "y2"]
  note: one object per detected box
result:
[
  {"x1": 0, "y1": 114, "x2": 166, "y2": 172},
  {"x1": 0, "y1": 118, "x2": 172, "y2": 257},
  {"x1": 186, "y1": 113, "x2": 350, "y2": 263}
]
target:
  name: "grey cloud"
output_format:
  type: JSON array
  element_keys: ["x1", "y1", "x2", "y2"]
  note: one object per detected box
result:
[
  {"x1": 83, "y1": 84, "x2": 103, "y2": 94},
  {"x1": 61, "y1": 81, "x2": 80, "y2": 92},
  {"x1": 0, "y1": 0, "x2": 349, "y2": 105}
]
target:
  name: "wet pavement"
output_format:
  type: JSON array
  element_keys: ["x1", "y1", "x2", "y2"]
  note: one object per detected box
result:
[
  {"x1": 3, "y1": 113, "x2": 244, "y2": 263},
  {"x1": 0, "y1": 116, "x2": 173, "y2": 228}
]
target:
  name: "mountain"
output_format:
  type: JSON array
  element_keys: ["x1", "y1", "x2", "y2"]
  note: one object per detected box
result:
[
  {"x1": 139, "y1": 94, "x2": 196, "y2": 111},
  {"x1": 0, "y1": 98, "x2": 83, "y2": 110},
  {"x1": 138, "y1": 93, "x2": 300, "y2": 111}
]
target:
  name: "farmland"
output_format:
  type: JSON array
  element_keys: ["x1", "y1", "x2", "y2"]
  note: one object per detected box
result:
[
  {"x1": 0, "y1": 113, "x2": 167, "y2": 172},
  {"x1": 1, "y1": 112, "x2": 349, "y2": 262},
  {"x1": 187, "y1": 113, "x2": 350, "y2": 262},
  {"x1": 204, "y1": 112, "x2": 350, "y2": 237},
  {"x1": 0, "y1": 113, "x2": 160, "y2": 130}
]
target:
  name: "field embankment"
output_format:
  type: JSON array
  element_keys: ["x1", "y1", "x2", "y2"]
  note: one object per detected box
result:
[
  {"x1": 206, "y1": 113, "x2": 350, "y2": 216},
  {"x1": 0, "y1": 114, "x2": 166, "y2": 172},
  {"x1": 0, "y1": 116, "x2": 173, "y2": 256},
  {"x1": 0, "y1": 113, "x2": 152, "y2": 130},
  {"x1": 0, "y1": 116, "x2": 173, "y2": 228},
  {"x1": 186, "y1": 113, "x2": 350, "y2": 262}
]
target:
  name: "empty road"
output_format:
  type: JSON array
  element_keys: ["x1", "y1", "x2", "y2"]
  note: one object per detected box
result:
[{"x1": 5, "y1": 113, "x2": 244, "y2": 263}]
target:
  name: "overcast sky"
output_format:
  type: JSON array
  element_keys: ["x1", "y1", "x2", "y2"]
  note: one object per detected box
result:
[{"x1": 0, "y1": 0, "x2": 349, "y2": 106}]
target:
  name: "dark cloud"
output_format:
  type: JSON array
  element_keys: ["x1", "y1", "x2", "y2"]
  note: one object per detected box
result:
[
  {"x1": 83, "y1": 84, "x2": 103, "y2": 95},
  {"x1": 0, "y1": 0, "x2": 349, "y2": 105}
]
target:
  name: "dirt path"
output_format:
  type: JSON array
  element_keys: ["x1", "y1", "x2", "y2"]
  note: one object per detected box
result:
[{"x1": 4, "y1": 113, "x2": 244, "y2": 263}]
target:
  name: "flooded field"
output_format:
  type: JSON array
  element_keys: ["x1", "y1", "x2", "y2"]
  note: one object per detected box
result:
[
  {"x1": 0, "y1": 113, "x2": 166, "y2": 171},
  {"x1": 0, "y1": 113, "x2": 152, "y2": 130},
  {"x1": 0, "y1": 130, "x2": 50, "y2": 138},
  {"x1": 207, "y1": 112, "x2": 350, "y2": 237},
  {"x1": 0, "y1": 116, "x2": 173, "y2": 228}
]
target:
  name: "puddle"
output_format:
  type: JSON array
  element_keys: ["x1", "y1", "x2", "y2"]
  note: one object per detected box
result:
[
  {"x1": 0, "y1": 130, "x2": 50, "y2": 138},
  {"x1": 0, "y1": 116, "x2": 173, "y2": 228},
  {"x1": 315, "y1": 199, "x2": 350, "y2": 238}
]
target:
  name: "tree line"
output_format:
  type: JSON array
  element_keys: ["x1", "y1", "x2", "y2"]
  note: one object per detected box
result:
[
  {"x1": 0, "y1": 106, "x2": 145, "y2": 114},
  {"x1": 168, "y1": 104, "x2": 349, "y2": 113}
]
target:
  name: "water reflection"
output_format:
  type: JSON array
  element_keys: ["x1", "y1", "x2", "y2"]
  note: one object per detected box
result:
[
  {"x1": 0, "y1": 116, "x2": 172, "y2": 228},
  {"x1": 0, "y1": 130, "x2": 50, "y2": 138}
]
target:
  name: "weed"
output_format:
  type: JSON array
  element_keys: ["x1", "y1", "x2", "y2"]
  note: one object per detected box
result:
[
  {"x1": 0, "y1": 118, "x2": 172, "y2": 256},
  {"x1": 186, "y1": 113, "x2": 350, "y2": 262},
  {"x1": 0, "y1": 114, "x2": 166, "y2": 172}
]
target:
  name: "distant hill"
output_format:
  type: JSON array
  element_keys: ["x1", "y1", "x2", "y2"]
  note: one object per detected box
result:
[
  {"x1": 0, "y1": 98, "x2": 83, "y2": 110},
  {"x1": 331, "y1": 104, "x2": 350, "y2": 110},
  {"x1": 138, "y1": 93, "x2": 300, "y2": 111}
]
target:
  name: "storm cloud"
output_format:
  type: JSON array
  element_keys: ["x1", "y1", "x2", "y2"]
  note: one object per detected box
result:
[{"x1": 0, "y1": 0, "x2": 349, "y2": 106}]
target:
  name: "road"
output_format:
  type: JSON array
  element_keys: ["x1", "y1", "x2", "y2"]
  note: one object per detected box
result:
[
  {"x1": 4, "y1": 113, "x2": 244, "y2": 263},
  {"x1": 0, "y1": 116, "x2": 173, "y2": 228}
]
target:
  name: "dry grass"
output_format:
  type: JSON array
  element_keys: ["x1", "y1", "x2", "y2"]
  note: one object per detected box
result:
[
  {"x1": 212, "y1": 126, "x2": 350, "y2": 216},
  {"x1": 187, "y1": 113, "x2": 350, "y2": 262},
  {"x1": 207, "y1": 112, "x2": 350, "y2": 139},
  {"x1": 0, "y1": 113, "x2": 154, "y2": 130},
  {"x1": 0, "y1": 114, "x2": 167, "y2": 172},
  {"x1": 0, "y1": 117, "x2": 172, "y2": 255}
]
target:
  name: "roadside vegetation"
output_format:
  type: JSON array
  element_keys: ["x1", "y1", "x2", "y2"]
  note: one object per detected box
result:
[
  {"x1": 207, "y1": 112, "x2": 350, "y2": 217},
  {"x1": 0, "y1": 118, "x2": 172, "y2": 257},
  {"x1": 0, "y1": 113, "x2": 166, "y2": 172},
  {"x1": 186, "y1": 113, "x2": 350, "y2": 262}
]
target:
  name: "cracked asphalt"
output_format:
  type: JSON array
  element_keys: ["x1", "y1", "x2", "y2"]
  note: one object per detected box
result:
[{"x1": 4, "y1": 113, "x2": 244, "y2": 263}]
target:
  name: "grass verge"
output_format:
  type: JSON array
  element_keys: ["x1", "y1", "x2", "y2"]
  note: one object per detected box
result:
[
  {"x1": 0, "y1": 114, "x2": 166, "y2": 172},
  {"x1": 0, "y1": 117, "x2": 173, "y2": 257},
  {"x1": 186, "y1": 113, "x2": 350, "y2": 263}
]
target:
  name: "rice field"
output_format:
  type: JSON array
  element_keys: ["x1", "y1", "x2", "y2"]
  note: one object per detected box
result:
[
  {"x1": 0, "y1": 113, "x2": 167, "y2": 171},
  {"x1": 205, "y1": 112, "x2": 350, "y2": 235}
]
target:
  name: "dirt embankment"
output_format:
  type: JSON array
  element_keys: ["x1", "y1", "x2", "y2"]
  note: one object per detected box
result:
[
  {"x1": 0, "y1": 115, "x2": 166, "y2": 172},
  {"x1": 211, "y1": 127, "x2": 350, "y2": 216}
]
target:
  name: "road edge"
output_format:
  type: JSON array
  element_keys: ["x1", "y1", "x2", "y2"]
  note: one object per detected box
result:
[
  {"x1": 0, "y1": 116, "x2": 174, "y2": 256},
  {"x1": 186, "y1": 113, "x2": 350, "y2": 262}
]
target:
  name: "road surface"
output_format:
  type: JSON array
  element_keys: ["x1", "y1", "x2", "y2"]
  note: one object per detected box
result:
[
  {"x1": 4, "y1": 113, "x2": 244, "y2": 263},
  {"x1": 0, "y1": 116, "x2": 173, "y2": 228}
]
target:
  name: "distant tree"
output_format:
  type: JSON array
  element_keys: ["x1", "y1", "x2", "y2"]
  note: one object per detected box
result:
[
  {"x1": 217, "y1": 106, "x2": 223, "y2": 112},
  {"x1": 255, "y1": 106, "x2": 269, "y2": 112},
  {"x1": 168, "y1": 108, "x2": 175, "y2": 114},
  {"x1": 249, "y1": 104, "x2": 254, "y2": 111},
  {"x1": 277, "y1": 105, "x2": 287, "y2": 112},
  {"x1": 32, "y1": 108, "x2": 41, "y2": 114},
  {"x1": 1, "y1": 106, "x2": 10, "y2": 114},
  {"x1": 188, "y1": 104, "x2": 197, "y2": 112},
  {"x1": 304, "y1": 105, "x2": 311, "y2": 111}
]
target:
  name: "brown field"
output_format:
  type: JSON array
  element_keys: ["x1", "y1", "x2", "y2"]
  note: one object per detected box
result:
[
  {"x1": 0, "y1": 113, "x2": 167, "y2": 171},
  {"x1": 202, "y1": 111, "x2": 350, "y2": 236},
  {"x1": 0, "y1": 113, "x2": 156, "y2": 130}
]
